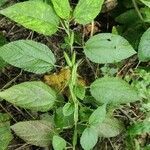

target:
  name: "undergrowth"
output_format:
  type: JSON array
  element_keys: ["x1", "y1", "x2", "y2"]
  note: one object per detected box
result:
[{"x1": 0, "y1": 0, "x2": 149, "y2": 150}]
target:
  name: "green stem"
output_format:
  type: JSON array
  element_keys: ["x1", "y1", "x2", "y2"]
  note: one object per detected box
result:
[
  {"x1": 62, "y1": 20, "x2": 79, "y2": 149},
  {"x1": 73, "y1": 124, "x2": 78, "y2": 150},
  {"x1": 61, "y1": 20, "x2": 74, "y2": 54},
  {"x1": 69, "y1": 84, "x2": 78, "y2": 150},
  {"x1": 132, "y1": 0, "x2": 144, "y2": 21},
  {"x1": 69, "y1": 63, "x2": 79, "y2": 149}
]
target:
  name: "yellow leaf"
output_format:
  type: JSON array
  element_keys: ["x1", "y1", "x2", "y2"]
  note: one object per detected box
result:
[
  {"x1": 44, "y1": 67, "x2": 86, "y2": 97},
  {"x1": 44, "y1": 68, "x2": 71, "y2": 92}
]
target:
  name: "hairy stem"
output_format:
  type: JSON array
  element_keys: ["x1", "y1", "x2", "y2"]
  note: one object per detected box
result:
[{"x1": 62, "y1": 20, "x2": 79, "y2": 149}]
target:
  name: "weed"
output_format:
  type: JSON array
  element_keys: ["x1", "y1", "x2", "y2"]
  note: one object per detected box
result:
[{"x1": 0, "y1": 0, "x2": 149, "y2": 149}]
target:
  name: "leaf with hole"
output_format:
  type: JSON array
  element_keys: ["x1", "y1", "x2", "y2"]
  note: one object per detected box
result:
[
  {"x1": 11, "y1": 120, "x2": 54, "y2": 147},
  {"x1": 84, "y1": 33, "x2": 136, "y2": 64},
  {"x1": 0, "y1": 40, "x2": 56, "y2": 74},
  {"x1": 73, "y1": 0, "x2": 104, "y2": 24},
  {"x1": 0, "y1": 1, "x2": 59, "y2": 35},
  {"x1": 52, "y1": 135, "x2": 66, "y2": 150},
  {"x1": 51, "y1": 0, "x2": 71, "y2": 19},
  {"x1": 0, "y1": 81, "x2": 57, "y2": 112},
  {"x1": 90, "y1": 76, "x2": 139, "y2": 104},
  {"x1": 138, "y1": 27, "x2": 150, "y2": 62}
]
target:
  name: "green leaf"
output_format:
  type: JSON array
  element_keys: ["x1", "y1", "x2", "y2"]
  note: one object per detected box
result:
[
  {"x1": 73, "y1": 0, "x2": 104, "y2": 25},
  {"x1": 74, "y1": 84, "x2": 86, "y2": 100},
  {"x1": 0, "y1": 40, "x2": 56, "y2": 74},
  {"x1": 96, "y1": 117, "x2": 124, "y2": 137},
  {"x1": 0, "y1": 122, "x2": 13, "y2": 150},
  {"x1": 51, "y1": 0, "x2": 71, "y2": 19},
  {"x1": 52, "y1": 135, "x2": 66, "y2": 150},
  {"x1": 138, "y1": 27, "x2": 150, "y2": 62},
  {"x1": 142, "y1": 103, "x2": 150, "y2": 111},
  {"x1": 128, "y1": 119, "x2": 150, "y2": 137},
  {"x1": 0, "y1": 81, "x2": 56, "y2": 112},
  {"x1": 89, "y1": 104, "x2": 106, "y2": 126},
  {"x1": 63, "y1": 102, "x2": 74, "y2": 116},
  {"x1": 79, "y1": 106, "x2": 92, "y2": 123},
  {"x1": 140, "y1": 7, "x2": 150, "y2": 23},
  {"x1": 0, "y1": 57, "x2": 6, "y2": 70},
  {"x1": 122, "y1": 0, "x2": 134, "y2": 8},
  {"x1": 0, "y1": 0, "x2": 7, "y2": 7},
  {"x1": 11, "y1": 120, "x2": 54, "y2": 147},
  {"x1": 80, "y1": 127, "x2": 98, "y2": 150},
  {"x1": 121, "y1": 24, "x2": 145, "y2": 50},
  {"x1": 40, "y1": 113, "x2": 55, "y2": 125},
  {"x1": 0, "y1": 113, "x2": 10, "y2": 122},
  {"x1": 0, "y1": 1, "x2": 59, "y2": 35},
  {"x1": 144, "y1": 145, "x2": 150, "y2": 150},
  {"x1": 115, "y1": 9, "x2": 141, "y2": 25},
  {"x1": 84, "y1": 33, "x2": 136, "y2": 64},
  {"x1": 0, "y1": 113, "x2": 13, "y2": 150},
  {"x1": 127, "y1": 118, "x2": 150, "y2": 149},
  {"x1": 0, "y1": 33, "x2": 7, "y2": 69},
  {"x1": 0, "y1": 33, "x2": 7, "y2": 47},
  {"x1": 90, "y1": 77, "x2": 139, "y2": 104},
  {"x1": 54, "y1": 108, "x2": 74, "y2": 129},
  {"x1": 140, "y1": 0, "x2": 150, "y2": 8}
]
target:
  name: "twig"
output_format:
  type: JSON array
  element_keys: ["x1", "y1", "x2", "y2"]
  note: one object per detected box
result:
[
  {"x1": 90, "y1": 21, "x2": 94, "y2": 37},
  {"x1": 0, "y1": 103, "x2": 17, "y2": 122},
  {"x1": 119, "y1": 108, "x2": 136, "y2": 123},
  {"x1": 1, "y1": 70, "x2": 22, "y2": 90},
  {"x1": 108, "y1": 138, "x2": 115, "y2": 150},
  {"x1": 14, "y1": 144, "x2": 29, "y2": 150}
]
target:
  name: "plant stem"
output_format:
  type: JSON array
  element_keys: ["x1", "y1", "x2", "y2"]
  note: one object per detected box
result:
[
  {"x1": 132, "y1": 0, "x2": 144, "y2": 21},
  {"x1": 90, "y1": 20, "x2": 94, "y2": 37},
  {"x1": 61, "y1": 20, "x2": 74, "y2": 54},
  {"x1": 69, "y1": 82, "x2": 78, "y2": 150},
  {"x1": 62, "y1": 20, "x2": 79, "y2": 149}
]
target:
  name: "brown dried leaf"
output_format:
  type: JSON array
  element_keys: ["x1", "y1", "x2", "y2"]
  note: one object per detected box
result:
[
  {"x1": 83, "y1": 22, "x2": 101, "y2": 36},
  {"x1": 44, "y1": 68, "x2": 86, "y2": 95},
  {"x1": 44, "y1": 68, "x2": 71, "y2": 92}
]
